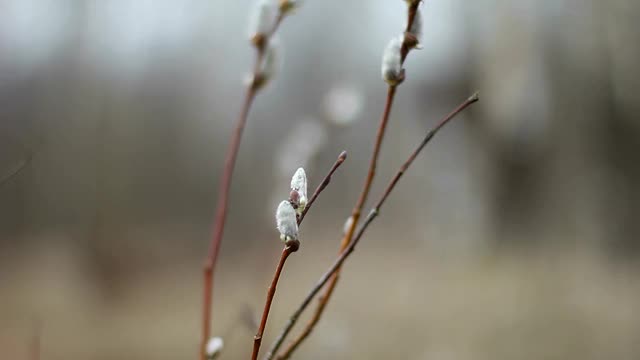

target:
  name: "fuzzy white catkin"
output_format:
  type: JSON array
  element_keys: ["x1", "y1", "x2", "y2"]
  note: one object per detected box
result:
[
  {"x1": 206, "y1": 337, "x2": 224, "y2": 359},
  {"x1": 259, "y1": 40, "x2": 279, "y2": 84},
  {"x1": 276, "y1": 200, "x2": 298, "y2": 241},
  {"x1": 381, "y1": 35, "x2": 404, "y2": 84},
  {"x1": 408, "y1": 7, "x2": 423, "y2": 45},
  {"x1": 248, "y1": 0, "x2": 275, "y2": 39},
  {"x1": 290, "y1": 167, "x2": 308, "y2": 211}
]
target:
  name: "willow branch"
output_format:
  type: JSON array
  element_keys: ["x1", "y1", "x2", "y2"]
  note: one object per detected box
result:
[
  {"x1": 266, "y1": 92, "x2": 479, "y2": 360},
  {"x1": 298, "y1": 151, "x2": 348, "y2": 225},
  {"x1": 201, "y1": 8, "x2": 290, "y2": 360},
  {"x1": 251, "y1": 243, "x2": 298, "y2": 360},
  {"x1": 268, "y1": 2, "x2": 423, "y2": 358}
]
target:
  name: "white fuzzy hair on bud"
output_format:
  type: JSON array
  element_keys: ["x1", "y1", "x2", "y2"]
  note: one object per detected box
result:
[
  {"x1": 276, "y1": 200, "x2": 298, "y2": 241},
  {"x1": 247, "y1": 40, "x2": 280, "y2": 89},
  {"x1": 290, "y1": 167, "x2": 307, "y2": 213},
  {"x1": 342, "y1": 215, "x2": 354, "y2": 235},
  {"x1": 407, "y1": 7, "x2": 423, "y2": 47},
  {"x1": 260, "y1": 40, "x2": 279, "y2": 85},
  {"x1": 206, "y1": 337, "x2": 224, "y2": 359},
  {"x1": 381, "y1": 35, "x2": 404, "y2": 85},
  {"x1": 248, "y1": 0, "x2": 275, "y2": 40}
]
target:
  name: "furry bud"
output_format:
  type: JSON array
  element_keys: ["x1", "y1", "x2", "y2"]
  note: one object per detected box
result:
[
  {"x1": 250, "y1": 40, "x2": 280, "y2": 89},
  {"x1": 406, "y1": 7, "x2": 423, "y2": 48},
  {"x1": 248, "y1": 0, "x2": 275, "y2": 47},
  {"x1": 290, "y1": 168, "x2": 307, "y2": 213},
  {"x1": 206, "y1": 337, "x2": 224, "y2": 360},
  {"x1": 381, "y1": 35, "x2": 405, "y2": 85},
  {"x1": 276, "y1": 200, "x2": 298, "y2": 241}
]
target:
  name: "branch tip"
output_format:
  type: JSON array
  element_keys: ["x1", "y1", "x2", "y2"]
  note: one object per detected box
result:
[
  {"x1": 338, "y1": 150, "x2": 347, "y2": 162},
  {"x1": 265, "y1": 93, "x2": 479, "y2": 360}
]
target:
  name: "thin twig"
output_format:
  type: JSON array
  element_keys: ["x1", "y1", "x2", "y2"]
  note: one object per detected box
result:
[
  {"x1": 270, "y1": 82, "x2": 397, "y2": 360},
  {"x1": 297, "y1": 151, "x2": 347, "y2": 225},
  {"x1": 269, "y1": 2, "x2": 423, "y2": 358},
  {"x1": 251, "y1": 150, "x2": 346, "y2": 359},
  {"x1": 266, "y1": 92, "x2": 479, "y2": 360},
  {"x1": 200, "y1": 9, "x2": 290, "y2": 360},
  {"x1": 248, "y1": 152, "x2": 347, "y2": 358},
  {"x1": 269, "y1": 87, "x2": 396, "y2": 360},
  {"x1": 202, "y1": 86, "x2": 255, "y2": 360},
  {"x1": 251, "y1": 244, "x2": 297, "y2": 360}
]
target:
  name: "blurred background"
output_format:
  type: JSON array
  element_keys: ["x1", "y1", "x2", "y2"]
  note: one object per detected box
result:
[{"x1": 1, "y1": 0, "x2": 639, "y2": 359}]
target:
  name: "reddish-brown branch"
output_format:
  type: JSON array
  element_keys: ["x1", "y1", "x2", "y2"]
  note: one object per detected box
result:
[
  {"x1": 202, "y1": 86, "x2": 257, "y2": 360},
  {"x1": 297, "y1": 151, "x2": 348, "y2": 225},
  {"x1": 251, "y1": 244, "x2": 297, "y2": 360},
  {"x1": 249, "y1": 151, "x2": 346, "y2": 359},
  {"x1": 276, "y1": 113, "x2": 385, "y2": 356},
  {"x1": 268, "y1": 3, "x2": 425, "y2": 357},
  {"x1": 200, "y1": 9, "x2": 290, "y2": 360},
  {"x1": 266, "y1": 92, "x2": 479, "y2": 360},
  {"x1": 267, "y1": 86, "x2": 396, "y2": 360},
  {"x1": 250, "y1": 150, "x2": 345, "y2": 360}
]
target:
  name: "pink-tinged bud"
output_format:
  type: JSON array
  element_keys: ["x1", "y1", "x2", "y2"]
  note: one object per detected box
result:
[{"x1": 290, "y1": 167, "x2": 307, "y2": 214}]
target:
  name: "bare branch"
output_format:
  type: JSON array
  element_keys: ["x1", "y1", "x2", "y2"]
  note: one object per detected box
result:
[
  {"x1": 269, "y1": 2, "x2": 425, "y2": 358},
  {"x1": 297, "y1": 151, "x2": 347, "y2": 225},
  {"x1": 267, "y1": 92, "x2": 479, "y2": 360},
  {"x1": 201, "y1": 5, "x2": 295, "y2": 360}
]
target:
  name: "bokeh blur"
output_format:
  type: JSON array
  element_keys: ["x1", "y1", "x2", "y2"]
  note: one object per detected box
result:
[{"x1": 1, "y1": 0, "x2": 639, "y2": 359}]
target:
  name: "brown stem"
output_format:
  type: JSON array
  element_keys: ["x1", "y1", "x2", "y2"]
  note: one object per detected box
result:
[
  {"x1": 251, "y1": 244, "x2": 297, "y2": 360},
  {"x1": 266, "y1": 92, "x2": 479, "y2": 360},
  {"x1": 250, "y1": 151, "x2": 347, "y2": 360},
  {"x1": 202, "y1": 86, "x2": 256, "y2": 360},
  {"x1": 297, "y1": 151, "x2": 348, "y2": 225},
  {"x1": 267, "y1": 4, "x2": 424, "y2": 358},
  {"x1": 201, "y1": 9, "x2": 290, "y2": 360},
  {"x1": 268, "y1": 86, "x2": 396, "y2": 360},
  {"x1": 250, "y1": 149, "x2": 345, "y2": 360}
]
